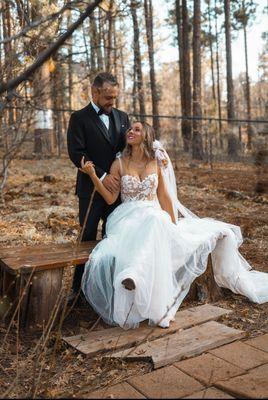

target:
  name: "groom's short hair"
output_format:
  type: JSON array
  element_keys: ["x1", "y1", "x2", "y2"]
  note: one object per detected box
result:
[{"x1": 92, "y1": 72, "x2": 118, "y2": 88}]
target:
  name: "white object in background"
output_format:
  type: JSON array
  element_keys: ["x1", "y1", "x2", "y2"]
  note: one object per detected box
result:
[{"x1": 35, "y1": 109, "x2": 53, "y2": 129}]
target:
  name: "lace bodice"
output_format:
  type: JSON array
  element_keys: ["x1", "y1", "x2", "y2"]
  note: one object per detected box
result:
[{"x1": 121, "y1": 173, "x2": 158, "y2": 202}]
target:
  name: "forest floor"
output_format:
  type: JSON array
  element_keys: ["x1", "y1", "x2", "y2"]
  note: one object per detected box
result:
[{"x1": 0, "y1": 154, "x2": 267, "y2": 398}]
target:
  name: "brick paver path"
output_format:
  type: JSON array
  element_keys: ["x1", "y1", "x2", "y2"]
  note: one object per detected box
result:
[{"x1": 84, "y1": 333, "x2": 268, "y2": 399}]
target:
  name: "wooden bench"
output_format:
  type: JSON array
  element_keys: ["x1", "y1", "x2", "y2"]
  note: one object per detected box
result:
[
  {"x1": 0, "y1": 241, "x2": 97, "y2": 329},
  {"x1": 0, "y1": 242, "x2": 222, "y2": 331}
]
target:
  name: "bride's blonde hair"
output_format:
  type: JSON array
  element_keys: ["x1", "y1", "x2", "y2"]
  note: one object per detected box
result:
[{"x1": 123, "y1": 121, "x2": 156, "y2": 160}]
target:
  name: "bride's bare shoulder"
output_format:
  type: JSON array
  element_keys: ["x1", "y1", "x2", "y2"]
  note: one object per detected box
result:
[{"x1": 110, "y1": 158, "x2": 121, "y2": 175}]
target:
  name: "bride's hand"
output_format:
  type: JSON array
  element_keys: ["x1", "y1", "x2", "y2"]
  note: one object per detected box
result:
[{"x1": 79, "y1": 156, "x2": 96, "y2": 177}]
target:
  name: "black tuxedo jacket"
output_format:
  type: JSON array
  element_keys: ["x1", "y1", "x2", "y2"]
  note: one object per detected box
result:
[{"x1": 67, "y1": 103, "x2": 130, "y2": 198}]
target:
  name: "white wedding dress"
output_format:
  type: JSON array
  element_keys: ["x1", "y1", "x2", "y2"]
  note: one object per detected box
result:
[{"x1": 82, "y1": 156, "x2": 268, "y2": 329}]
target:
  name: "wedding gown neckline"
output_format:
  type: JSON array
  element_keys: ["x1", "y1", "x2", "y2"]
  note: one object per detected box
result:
[{"x1": 121, "y1": 172, "x2": 158, "y2": 184}]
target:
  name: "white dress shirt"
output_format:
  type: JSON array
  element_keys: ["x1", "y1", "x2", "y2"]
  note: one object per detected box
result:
[{"x1": 91, "y1": 101, "x2": 110, "y2": 130}]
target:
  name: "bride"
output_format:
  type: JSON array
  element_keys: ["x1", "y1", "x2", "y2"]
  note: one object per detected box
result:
[{"x1": 80, "y1": 121, "x2": 268, "y2": 329}]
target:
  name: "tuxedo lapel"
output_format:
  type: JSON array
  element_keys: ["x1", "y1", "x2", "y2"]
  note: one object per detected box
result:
[
  {"x1": 111, "y1": 108, "x2": 121, "y2": 146},
  {"x1": 87, "y1": 103, "x2": 112, "y2": 146}
]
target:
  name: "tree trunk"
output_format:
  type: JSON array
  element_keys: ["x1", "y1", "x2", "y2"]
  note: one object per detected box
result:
[
  {"x1": 176, "y1": 0, "x2": 192, "y2": 152},
  {"x1": 113, "y1": 18, "x2": 120, "y2": 108},
  {"x1": 130, "y1": 0, "x2": 146, "y2": 121},
  {"x1": 97, "y1": 8, "x2": 104, "y2": 71},
  {"x1": 185, "y1": 255, "x2": 223, "y2": 303},
  {"x1": 2, "y1": 1, "x2": 14, "y2": 129},
  {"x1": 132, "y1": 65, "x2": 138, "y2": 115},
  {"x1": 106, "y1": 0, "x2": 114, "y2": 72},
  {"x1": 82, "y1": 23, "x2": 91, "y2": 74},
  {"x1": 182, "y1": 0, "x2": 192, "y2": 152},
  {"x1": 192, "y1": 0, "x2": 204, "y2": 160},
  {"x1": 175, "y1": 0, "x2": 184, "y2": 136},
  {"x1": 33, "y1": 59, "x2": 54, "y2": 156},
  {"x1": 67, "y1": 9, "x2": 73, "y2": 110},
  {"x1": 29, "y1": 2, "x2": 55, "y2": 157},
  {"x1": 214, "y1": 0, "x2": 223, "y2": 147},
  {"x1": 243, "y1": 22, "x2": 252, "y2": 148},
  {"x1": 119, "y1": 18, "x2": 127, "y2": 110},
  {"x1": 144, "y1": 0, "x2": 160, "y2": 138},
  {"x1": 89, "y1": 13, "x2": 97, "y2": 76},
  {"x1": 207, "y1": 0, "x2": 216, "y2": 104},
  {"x1": 224, "y1": 0, "x2": 238, "y2": 160},
  {"x1": 52, "y1": 54, "x2": 64, "y2": 156}
]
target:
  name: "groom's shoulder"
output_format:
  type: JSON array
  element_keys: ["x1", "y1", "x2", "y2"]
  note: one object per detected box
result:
[
  {"x1": 113, "y1": 107, "x2": 129, "y2": 119},
  {"x1": 70, "y1": 105, "x2": 90, "y2": 119}
]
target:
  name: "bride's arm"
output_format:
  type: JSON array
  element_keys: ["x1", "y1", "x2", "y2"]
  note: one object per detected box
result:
[
  {"x1": 80, "y1": 158, "x2": 120, "y2": 205},
  {"x1": 157, "y1": 166, "x2": 176, "y2": 224}
]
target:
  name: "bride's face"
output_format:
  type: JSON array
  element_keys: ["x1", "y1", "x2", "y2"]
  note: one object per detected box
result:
[{"x1": 126, "y1": 122, "x2": 144, "y2": 146}]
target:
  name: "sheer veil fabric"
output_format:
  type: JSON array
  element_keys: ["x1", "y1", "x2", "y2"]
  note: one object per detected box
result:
[{"x1": 82, "y1": 141, "x2": 268, "y2": 329}]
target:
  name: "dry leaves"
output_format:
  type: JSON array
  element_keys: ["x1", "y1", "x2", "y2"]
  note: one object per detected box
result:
[{"x1": 0, "y1": 156, "x2": 267, "y2": 398}]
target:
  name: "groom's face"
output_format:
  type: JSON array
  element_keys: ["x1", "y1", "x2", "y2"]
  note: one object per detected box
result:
[{"x1": 92, "y1": 82, "x2": 119, "y2": 114}]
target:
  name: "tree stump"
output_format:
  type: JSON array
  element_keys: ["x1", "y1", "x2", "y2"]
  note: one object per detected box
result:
[
  {"x1": 185, "y1": 255, "x2": 223, "y2": 303},
  {"x1": 0, "y1": 241, "x2": 97, "y2": 330},
  {"x1": 0, "y1": 268, "x2": 64, "y2": 329},
  {"x1": 19, "y1": 268, "x2": 64, "y2": 329}
]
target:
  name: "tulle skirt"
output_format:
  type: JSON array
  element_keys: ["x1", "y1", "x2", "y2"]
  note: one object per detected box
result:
[{"x1": 82, "y1": 200, "x2": 268, "y2": 329}]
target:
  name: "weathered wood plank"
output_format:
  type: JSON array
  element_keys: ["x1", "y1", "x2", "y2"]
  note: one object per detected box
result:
[
  {"x1": 1, "y1": 248, "x2": 90, "y2": 264},
  {"x1": 63, "y1": 304, "x2": 232, "y2": 356},
  {"x1": 1, "y1": 251, "x2": 90, "y2": 270},
  {"x1": 0, "y1": 241, "x2": 97, "y2": 274},
  {"x1": 0, "y1": 241, "x2": 97, "y2": 259},
  {"x1": 109, "y1": 321, "x2": 245, "y2": 369},
  {"x1": 0, "y1": 255, "x2": 88, "y2": 274}
]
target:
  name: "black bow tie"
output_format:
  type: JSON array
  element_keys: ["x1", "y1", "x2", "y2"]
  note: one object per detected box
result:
[{"x1": 98, "y1": 108, "x2": 110, "y2": 116}]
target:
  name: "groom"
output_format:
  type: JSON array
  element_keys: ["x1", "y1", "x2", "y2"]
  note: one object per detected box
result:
[{"x1": 67, "y1": 72, "x2": 130, "y2": 298}]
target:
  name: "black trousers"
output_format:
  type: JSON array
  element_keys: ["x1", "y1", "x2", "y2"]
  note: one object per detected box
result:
[{"x1": 72, "y1": 192, "x2": 120, "y2": 293}]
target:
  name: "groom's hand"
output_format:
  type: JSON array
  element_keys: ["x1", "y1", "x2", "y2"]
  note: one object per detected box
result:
[
  {"x1": 103, "y1": 174, "x2": 120, "y2": 193},
  {"x1": 79, "y1": 156, "x2": 95, "y2": 177}
]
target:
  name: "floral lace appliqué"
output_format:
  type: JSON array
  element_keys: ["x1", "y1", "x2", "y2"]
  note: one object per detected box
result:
[{"x1": 121, "y1": 173, "x2": 158, "y2": 202}]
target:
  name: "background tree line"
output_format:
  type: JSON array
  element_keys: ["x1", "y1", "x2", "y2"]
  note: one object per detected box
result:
[{"x1": 0, "y1": 0, "x2": 267, "y2": 183}]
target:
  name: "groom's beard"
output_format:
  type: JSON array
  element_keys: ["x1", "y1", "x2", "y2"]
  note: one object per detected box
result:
[
  {"x1": 101, "y1": 108, "x2": 112, "y2": 115},
  {"x1": 104, "y1": 106, "x2": 113, "y2": 114}
]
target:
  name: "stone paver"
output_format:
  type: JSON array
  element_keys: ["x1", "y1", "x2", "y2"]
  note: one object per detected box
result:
[
  {"x1": 209, "y1": 340, "x2": 268, "y2": 370},
  {"x1": 216, "y1": 363, "x2": 268, "y2": 399},
  {"x1": 184, "y1": 387, "x2": 234, "y2": 399},
  {"x1": 85, "y1": 382, "x2": 145, "y2": 399},
  {"x1": 174, "y1": 353, "x2": 245, "y2": 385},
  {"x1": 83, "y1": 334, "x2": 268, "y2": 399},
  {"x1": 128, "y1": 365, "x2": 204, "y2": 399},
  {"x1": 245, "y1": 333, "x2": 268, "y2": 353}
]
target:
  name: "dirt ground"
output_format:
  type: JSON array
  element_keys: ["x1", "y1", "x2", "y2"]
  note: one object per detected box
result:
[{"x1": 0, "y1": 155, "x2": 267, "y2": 398}]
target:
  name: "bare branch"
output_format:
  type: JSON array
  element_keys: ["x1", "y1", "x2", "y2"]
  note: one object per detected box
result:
[
  {"x1": 0, "y1": 0, "x2": 103, "y2": 95},
  {"x1": 0, "y1": 0, "x2": 86, "y2": 45}
]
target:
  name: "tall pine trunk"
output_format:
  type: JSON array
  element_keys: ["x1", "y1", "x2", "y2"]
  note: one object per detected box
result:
[
  {"x1": 243, "y1": 20, "x2": 252, "y2": 148},
  {"x1": 2, "y1": 2, "x2": 14, "y2": 129},
  {"x1": 144, "y1": 0, "x2": 159, "y2": 138},
  {"x1": 31, "y1": 4, "x2": 54, "y2": 156},
  {"x1": 179, "y1": 0, "x2": 192, "y2": 152},
  {"x1": 119, "y1": 18, "x2": 127, "y2": 109},
  {"x1": 106, "y1": 0, "x2": 114, "y2": 72},
  {"x1": 214, "y1": 0, "x2": 223, "y2": 147},
  {"x1": 207, "y1": 0, "x2": 216, "y2": 103},
  {"x1": 224, "y1": 0, "x2": 238, "y2": 159},
  {"x1": 89, "y1": 14, "x2": 97, "y2": 79},
  {"x1": 67, "y1": 9, "x2": 73, "y2": 110},
  {"x1": 192, "y1": 0, "x2": 204, "y2": 160},
  {"x1": 131, "y1": 0, "x2": 146, "y2": 121},
  {"x1": 97, "y1": 8, "x2": 104, "y2": 71}
]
